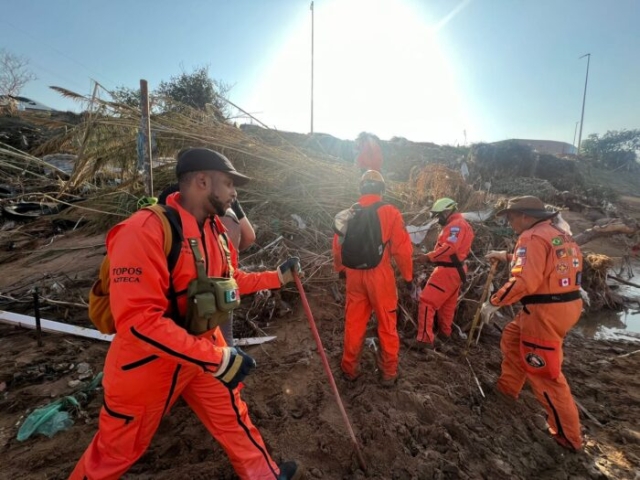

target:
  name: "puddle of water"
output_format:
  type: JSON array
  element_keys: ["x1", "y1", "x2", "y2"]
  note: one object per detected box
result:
[
  {"x1": 577, "y1": 262, "x2": 640, "y2": 343},
  {"x1": 578, "y1": 308, "x2": 640, "y2": 343}
]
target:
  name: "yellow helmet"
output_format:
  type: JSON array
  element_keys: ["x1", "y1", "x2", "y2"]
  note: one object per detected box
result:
[
  {"x1": 360, "y1": 170, "x2": 385, "y2": 194},
  {"x1": 430, "y1": 197, "x2": 457, "y2": 213}
]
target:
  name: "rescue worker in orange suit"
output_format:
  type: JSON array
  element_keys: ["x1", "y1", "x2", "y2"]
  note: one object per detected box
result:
[
  {"x1": 158, "y1": 184, "x2": 256, "y2": 345},
  {"x1": 414, "y1": 198, "x2": 474, "y2": 346},
  {"x1": 481, "y1": 195, "x2": 583, "y2": 451},
  {"x1": 332, "y1": 170, "x2": 413, "y2": 387},
  {"x1": 354, "y1": 132, "x2": 383, "y2": 173},
  {"x1": 70, "y1": 148, "x2": 303, "y2": 480}
]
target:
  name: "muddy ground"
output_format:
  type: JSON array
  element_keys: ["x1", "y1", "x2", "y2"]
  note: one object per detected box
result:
[{"x1": 1, "y1": 212, "x2": 640, "y2": 479}]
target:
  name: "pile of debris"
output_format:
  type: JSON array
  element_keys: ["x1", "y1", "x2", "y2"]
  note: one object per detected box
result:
[{"x1": 0, "y1": 86, "x2": 638, "y2": 339}]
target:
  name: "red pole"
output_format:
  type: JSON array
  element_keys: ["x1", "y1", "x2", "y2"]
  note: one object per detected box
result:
[{"x1": 293, "y1": 272, "x2": 367, "y2": 472}]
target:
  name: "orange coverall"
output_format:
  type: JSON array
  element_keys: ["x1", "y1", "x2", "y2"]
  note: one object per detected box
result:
[
  {"x1": 332, "y1": 194, "x2": 413, "y2": 380},
  {"x1": 490, "y1": 220, "x2": 583, "y2": 450},
  {"x1": 355, "y1": 138, "x2": 383, "y2": 172},
  {"x1": 418, "y1": 213, "x2": 474, "y2": 344},
  {"x1": 70, "y1": 193, "x2": 283, "y2": 480}
]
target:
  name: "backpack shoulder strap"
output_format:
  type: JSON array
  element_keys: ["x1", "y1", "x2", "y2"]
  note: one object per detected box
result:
[
  {"x1": 145, "y1": 204, "x2": 183, "y2": 272},
  {"x1": 144, "y1": 204, "x2": 184, "y2": 327}
]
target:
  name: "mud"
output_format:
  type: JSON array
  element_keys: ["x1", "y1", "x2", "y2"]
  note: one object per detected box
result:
[
  {"x1": 1, "y1": 207, "x2": 639, "y2": 479},
  {"x1": 1, "y1": 291, "x2": 639, "y2": 480}
]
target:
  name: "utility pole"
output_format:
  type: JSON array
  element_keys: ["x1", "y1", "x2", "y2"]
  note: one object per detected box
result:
[
  {"x1": 572, "y1": 121, "x2": 579, "y2": 149},
  {"x1": 139, "y1": 79, "x2": 153, "y2": 196},
  {"x1": 577, "y1": 53, "x2": 591, "y2": 156},
  {"x1": 310, "y1": 1, "x2": 314, "y2": 134}
]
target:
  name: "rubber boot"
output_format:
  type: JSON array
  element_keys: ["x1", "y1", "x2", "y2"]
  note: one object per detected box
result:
[{"x1": 278, "y1": 460, "x2": 304, "y2": 480}]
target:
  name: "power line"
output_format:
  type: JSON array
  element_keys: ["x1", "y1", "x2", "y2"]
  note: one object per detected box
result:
[{"x1": 0, "y1": 19, "x2": 119, "y2": 88}]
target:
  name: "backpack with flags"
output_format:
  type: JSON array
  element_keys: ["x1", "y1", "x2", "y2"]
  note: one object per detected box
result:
[
  {"x1": 88, "y1": 204, "x2": 183, "y2": 334},
  {"x1": 339, "y1": 202, "x2": 386, "y2": 270}
]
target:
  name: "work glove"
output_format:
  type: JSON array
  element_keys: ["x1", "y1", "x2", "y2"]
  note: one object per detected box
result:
[
  {"x1": 338, "y1": 271, "x2": 346, "y2": 280},
  {"x1": 485, "y1": 250, "x2": 508, "y2": 263},
  {"x1": 278, "y1": 257, "x2": 302, "y2": 285},
  {"x1": 230, "y1": 198, "x2": 246, "y2": 221},
  {"x1": 213, "y1": 347, "x2": 256, "y2": 389},
  {"x1": 480, "y1": 301, "x2": 500, "y2": 325},
  {"x1": 415, "y1": 254, "x2": 431, "y2": 264}
]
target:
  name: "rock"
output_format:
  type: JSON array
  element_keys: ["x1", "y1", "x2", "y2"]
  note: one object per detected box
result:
[
  {"x1": 76, "y1": 363, "x2": 91, "y2": 374},
  {"x1": 68, "y1": 380, "x2": 81, "y2": 388},
  {"x1": 78, "y1": 372, "x2": 93, "y2": 381},
  {"x1": 53, "y1": 363, "x2": 70, "y2": 372},
  {"x1": 309, "y1": 467, "x2": 323, "y2": 478}
]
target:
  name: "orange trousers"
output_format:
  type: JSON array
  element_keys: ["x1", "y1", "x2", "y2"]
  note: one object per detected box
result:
[
  {"x1": 69, "y1": 332, "x2": 279, "y2": 480},
  {"x1": 417, "y1": 267, "x2": 461, "y2": 344},
  {"x1": 341, "y1": 267, "x2": 399, "y2": 380},
  {"x1": 497, "y1": 301, "x2": 583, "y2": 450}
]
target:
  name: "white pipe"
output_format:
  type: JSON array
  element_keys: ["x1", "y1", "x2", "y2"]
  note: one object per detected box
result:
[
  {"x1": 0, "y1": 310, "x2": 277, "y2": 346},
  {"x1": 0, "y1": 310, "x2": 114, "y2": 342}
]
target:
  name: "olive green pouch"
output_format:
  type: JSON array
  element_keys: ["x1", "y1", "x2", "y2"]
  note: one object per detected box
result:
[
  {"x1": 184, "y1": 238, "x2": 241, "y2": 336},
  {"x1": 211, "y1": 277, "x2": 241, "y2": 312}
]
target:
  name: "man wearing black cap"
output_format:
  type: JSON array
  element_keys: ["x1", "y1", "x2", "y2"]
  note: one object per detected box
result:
[
  {"x1": 480, "y1": 195, "x2": 584, "y2": 452},
  {"x1": 71, "y1": 148, "x2": 303, "y2": 480},
  {"x1": 157, "y1": 151, "x2": 257, "y2": 345}
]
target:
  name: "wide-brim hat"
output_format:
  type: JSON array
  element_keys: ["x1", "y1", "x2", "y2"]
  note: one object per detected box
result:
[
  {"x1": 495, "y1": 195, "x2": 558, "y2": 219},
  {"x1": 175, "y1": 148, "x2": 250, "y2": 186}
]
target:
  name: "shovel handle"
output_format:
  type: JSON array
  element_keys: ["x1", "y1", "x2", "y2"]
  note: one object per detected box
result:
[{"x1": 293, "y1": 272, "x2": 367, "y2": 472}]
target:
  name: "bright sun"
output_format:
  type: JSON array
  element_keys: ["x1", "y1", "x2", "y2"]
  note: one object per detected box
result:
[{"x1": 242, "y1": 0, "x2": 472, "y2": 145}]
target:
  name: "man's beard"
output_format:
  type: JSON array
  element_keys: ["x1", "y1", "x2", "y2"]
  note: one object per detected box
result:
[{"x1": 207, "y1": 192, "x2": 227, "y2": 216}]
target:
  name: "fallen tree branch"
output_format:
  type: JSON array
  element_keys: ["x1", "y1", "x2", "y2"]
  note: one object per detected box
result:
[
  {"x1": 615, "y1": 349, "x2": 640, "y2": 359},
  {"x1": 607, "y1": 275, "x2": 640, "y2": 289},
  {"x1": 41, "y1": 297, "x2": 88, "y2": 309},
  {"x1": 574, "y1": 220, "x2": 638, "y2": 246}
]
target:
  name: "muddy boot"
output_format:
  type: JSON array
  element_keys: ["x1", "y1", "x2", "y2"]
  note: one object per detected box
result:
[
  {"x1": 436, "y1": 335, "x2": 458, "y2": 354},
  {"x1": 278, "y1": 460, "x2": 304, "y2": 480},
  {"x1": 380, "y1": 374, "x2": 398, "y2": 388},
  {"x1": 549, "y1": 430, "x2": 582, "y2": 453},
  {"x1": 342, "y1": 370, "x2": 361, "y2": 382},
  {"x1": 403, "y1": 338, "x2": 432, "y2": 351}
]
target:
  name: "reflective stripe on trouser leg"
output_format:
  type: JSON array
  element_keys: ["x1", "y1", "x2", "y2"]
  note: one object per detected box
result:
[
  {"x1": 182, "y1": 372, "x2": 280, "y2": 479},
  {"x1": 528, "y1": 372, "x2": 583, "y2": 450},
  {"x1": 417, "y1": 302, "x2": 433, "y2": 344},
  {"x1": 69, "y1": 351, "x2": 192, "y2": 480}
]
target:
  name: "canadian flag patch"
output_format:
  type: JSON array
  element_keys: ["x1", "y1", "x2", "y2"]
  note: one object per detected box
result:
[{"x1": 559, "y1": 278, "x2": 570, "y2": 287}]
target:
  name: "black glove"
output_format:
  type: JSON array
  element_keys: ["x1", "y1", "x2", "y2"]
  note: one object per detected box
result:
[
  {"x1": 231, "y1": 198, "x2": 246, "y2": 221},
  {"x1": 213, "y1": 347, "x2": 256, "y2": 389},
  {"x1": 404, "y1": 280, "x2": 413, "y2": 289},
  {"x1": 278, "y1": 257, "x2": 302, "y2": 285},
  {"x1": 339, "y1": 271, "x2": 346, "y2": 280}
]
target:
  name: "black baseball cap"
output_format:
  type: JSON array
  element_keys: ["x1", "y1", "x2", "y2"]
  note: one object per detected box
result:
[{"x1": 175, "y1": 148, "x2": 250, "y2": 186}]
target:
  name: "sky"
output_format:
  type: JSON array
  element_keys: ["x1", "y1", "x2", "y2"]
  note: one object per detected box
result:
[{"x1": 2, "y1": 0, "x2": 639, "y2": 146}]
